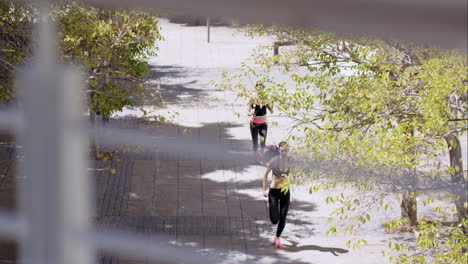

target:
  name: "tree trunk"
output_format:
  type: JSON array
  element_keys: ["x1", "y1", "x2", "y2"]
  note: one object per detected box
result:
[
  {"x1": 89, "y1": 109, "x2": 96, "y2": 124},
  {"x1": 400, "y1": 128, "x2": 419, "y2": 226},
  {"x1": 89, "y1": 109, "x2": 100, "y2": 159},
  {"x1": 444, "y1": 133, "x2": 467, "y2": 222},
  {"x1": 401, "y1": 190, "x2": 418, "y2": 226}
]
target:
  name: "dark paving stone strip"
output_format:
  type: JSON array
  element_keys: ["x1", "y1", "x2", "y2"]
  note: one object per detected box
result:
[
  {"x1": 120, "y1": 160, "x2": 134, "y2": 216},
  {"x1": 101, "y1": 160, "x2": 116, "y2": 217},
  {"x1": 111, "y1": 160, "x2": 127, "y2": 216},
  {"x1": 117, "y1": 160, "x2": 132, "y2": 216},
  {"x1": 233, "y1": 165, "x2": 249, "y2": 254},
  {"x1": 99, "y1": 161, "x2": 114, "y2": 217},
  {"x1": 94, "y1": 160, "x2": 103, "y2": 216}
]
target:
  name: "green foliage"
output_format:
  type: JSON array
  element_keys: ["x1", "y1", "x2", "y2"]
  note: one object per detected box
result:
[
  {"x1": 345, "y1": 238, "x2": 368, "y2": 250},
  {"x1": 53, "y1": 2, "x2": 164, "y2": 116},
  {"x1": 0, "y1": 1, "x2": 164, "y2": 118},
  {"x1": 386, "y1": 218, "x2": 468, "y2": 264},
  {"x1": 217, "y1": 27, "x2": 466, "y2": 176},
  {"x1": 0, "y1": 0, "x2": 34, "y2": 102}
]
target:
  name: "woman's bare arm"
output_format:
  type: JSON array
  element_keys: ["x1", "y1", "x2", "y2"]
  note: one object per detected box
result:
[
  {"x1": 262, "y1": 167, "x2": 271, "y2": 196},
  {"x1": 267, "y1": 104, "x2": 273, "y2": 114},
  {"x1": 247, "y1": 98, "x2": 254, "y2": 116}
]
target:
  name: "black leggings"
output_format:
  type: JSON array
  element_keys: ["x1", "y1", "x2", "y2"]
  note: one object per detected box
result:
[
  {"x1": 250, "y1": 122, "x2": 268, "y2": 152},
  {"x1": 268, "y1": 188, "x2": 290, "y2": 237}
]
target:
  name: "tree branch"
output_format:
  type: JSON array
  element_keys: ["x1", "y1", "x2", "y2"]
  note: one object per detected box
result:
[{"x1": 0, "y1": 57, "x2": 16, "y2": 71}]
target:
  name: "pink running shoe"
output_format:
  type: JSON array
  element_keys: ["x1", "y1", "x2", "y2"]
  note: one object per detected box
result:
[{"x1": 274, "y1": 237, "x2": 283, "y2": 248}]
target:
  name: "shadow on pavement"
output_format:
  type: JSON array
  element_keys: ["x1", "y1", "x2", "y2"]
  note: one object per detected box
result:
[
  {"x1": 128, "y1": 65, "x2": 223, "y2": 108},
  {"x1": 284, "y1": 240, "x2": 349, "y2": 256},
  {"x1": 146, "y1": 65, "x2": 188, "y2": 80}
]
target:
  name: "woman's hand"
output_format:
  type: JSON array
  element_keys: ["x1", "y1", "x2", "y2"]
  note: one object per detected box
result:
[{"x1": 263, "y1": 189, "x2": 269, "y2": 197}]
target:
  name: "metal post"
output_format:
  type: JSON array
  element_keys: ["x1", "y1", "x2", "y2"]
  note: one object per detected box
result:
[
  {"x1": 207, "y1": 16, "x2": 211, "y2": 43},
  {"x1": 273, "y1": 44, "x2": 279, "y2": 56}
]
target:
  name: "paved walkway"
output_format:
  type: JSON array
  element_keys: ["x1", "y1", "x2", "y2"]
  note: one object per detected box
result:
[{"x1": 95, "y1": 19, "x2": 395, "y2": 264}]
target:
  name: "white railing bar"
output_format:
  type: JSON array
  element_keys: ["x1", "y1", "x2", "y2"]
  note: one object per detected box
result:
[
  {"x1": 0, "y1": 211, "x2": 25, "y2": 241},
  {"x1": 0, "y1": 109, "x2": 22, "y2": 132},
  {"x1": 17, "y1": 8, "x2": 94, "y2": 264},
  {"x1": 90, "y1": 228, "x2": 215, "y2": 264},
  {"x1": 91, "y1": 125, "x2": 250, "y2": 161},
  {"x1": 90, "y1": 125, "x2": 467, "y2": 191},
  {"x1": 75, "y1": 0, "x2": 467, "y2": 50},
  {"x1": 0, "y1": 109, "x2": 461, "y2": 193}
]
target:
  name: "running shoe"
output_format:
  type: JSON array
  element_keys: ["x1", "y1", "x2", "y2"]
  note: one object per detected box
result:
[{"x1": 274, "y1": 237, "x2": 283, "y2": 248}]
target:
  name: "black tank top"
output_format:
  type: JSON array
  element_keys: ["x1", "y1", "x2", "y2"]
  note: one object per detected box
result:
[{"x1": 252, "y1": 103, "x2": 267, "y2": 116}]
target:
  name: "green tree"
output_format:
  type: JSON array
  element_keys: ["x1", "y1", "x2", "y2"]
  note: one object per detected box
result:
[
  {"x1": 1, "y1": 1, "x2": 165, "y2": 159},
  {"x1": 1, "y1": 1, "x2": 164, "y2": 119},
  {"x1": 0, "y1": 0, "x2": 33, "y2": 102},
  {"x1": 215, "y1": 25, "x2": 467, "y2": 262},
  {"x1": 53, "y1": 2, "x2": 164, "y2": 120}
]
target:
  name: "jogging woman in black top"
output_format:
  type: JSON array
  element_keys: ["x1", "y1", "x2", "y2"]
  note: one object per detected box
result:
[
  {"x1": 262, "y1": 141, "x2": 291, "y2": 248},
  {"x1": 247, "y1": 82, "x2": 273, "y2": 158}
]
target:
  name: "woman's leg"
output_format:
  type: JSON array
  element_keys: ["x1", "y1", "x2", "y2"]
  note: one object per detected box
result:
[
  {"x1": 250, "y1": 122, "x2": 259, "y2": 152},
  {"x1": 276, "y1": 191, "x2": 290, "y2": 238},
  {"x1": 258, "y1": 123, "x2": 268, "y2": 149},
  {"x1": 268, "y1": 189, "x2": 280, "y2": 224}
]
